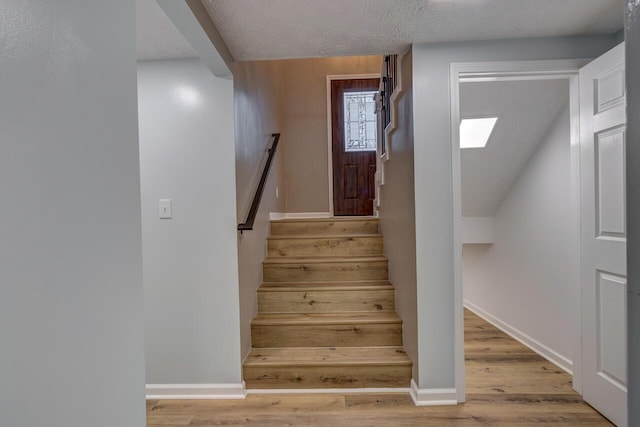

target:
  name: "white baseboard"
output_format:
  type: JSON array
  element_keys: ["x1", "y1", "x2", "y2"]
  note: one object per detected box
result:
[
  {"x1": 146, "y1": 383, "x2": 246, "y2": 400},
  {"x1": 464, "y1": 300, "x2": 573, "y2": 374},
  {"x1": 269, "y1": 212, "x2": 332, "y2": 220},
  {"x1": 247, "y1": 387, "x2": 409, "y2": 395},
  {"x1": 409, "y1": 380, "x2": 457, "y2": 406}
]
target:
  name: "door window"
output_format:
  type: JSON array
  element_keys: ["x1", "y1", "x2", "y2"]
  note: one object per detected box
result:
[{"x1": 343, "y1": 91, "x2": 377, "y2": 152}]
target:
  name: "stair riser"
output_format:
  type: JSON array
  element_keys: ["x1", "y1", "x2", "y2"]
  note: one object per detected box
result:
[
  {"x1": 267, "y1": 236, "x2": 383, "y2": 257},
  {"x1": 251, "y1": 323, "x2": 403, "y2": 347},
  {"x1": 244, "y1": 365, "x2": 412, "y2": 389},
  {"x1": 258, "y1": 289, "x2": 395, "y2": 313},
  {"x1": 271, "y1": 220, "x2": 378, "y2": 236},
  {"x1": 263, "y1": 261, "x2": 388, "y2": 282}
]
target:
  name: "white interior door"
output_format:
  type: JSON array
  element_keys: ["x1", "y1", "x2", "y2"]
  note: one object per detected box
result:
[{"x1": 579, "y1": 42, "x2": 627, "y2": 427}]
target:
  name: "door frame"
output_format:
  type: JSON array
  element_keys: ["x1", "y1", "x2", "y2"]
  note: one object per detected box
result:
[
  {"x1": 326, "y1": 74, "x2": 381, "y2": 216},
  {"x1": 449, "y1": 59, "x2": 590, "y2": 402}
]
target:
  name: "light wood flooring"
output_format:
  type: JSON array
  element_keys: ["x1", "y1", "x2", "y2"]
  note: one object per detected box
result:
[
  {"x1": 246, "y1": 217, "x2": 412, "y2": 389},
  {"x1": 146, "y1": 309, "x2": 613, "y2": 426}
]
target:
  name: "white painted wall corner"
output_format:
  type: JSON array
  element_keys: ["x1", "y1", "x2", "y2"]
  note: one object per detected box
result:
[
  {"x1": 461, "y1": 217, "x2": 495, "y2": 244},
  {"x1": 146, "y1": 383, "x2": 246, "y2": 400},
  {"x1": 409, "y1": 380, "x2": 458, "y2": 406}
]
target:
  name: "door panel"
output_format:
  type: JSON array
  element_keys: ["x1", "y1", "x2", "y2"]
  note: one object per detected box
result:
[
  {"x1": 331, "y1": 78, "x2": 379, "y2": 216},
  {"x1": 596, "y1": 271, "x2": 627, "y2": 388},
  {"x1": 343, "y1": 164, "x2": 359, "y2": 199},
  {"x1": 596, "y1": 126, "x2": 626, "y2": 237},
  {"x1": 580, "y1": 42, "x2": 627, "y2": 427}
]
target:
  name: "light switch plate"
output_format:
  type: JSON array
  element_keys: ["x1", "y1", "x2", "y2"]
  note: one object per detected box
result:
[{"x1": 159, "y1": 199, "x2": 172, "y2": 219}]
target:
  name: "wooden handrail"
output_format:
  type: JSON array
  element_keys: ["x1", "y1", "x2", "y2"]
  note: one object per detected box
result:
[{"x1": 238, "y1": 133, "x2": 280, "y2": 232}]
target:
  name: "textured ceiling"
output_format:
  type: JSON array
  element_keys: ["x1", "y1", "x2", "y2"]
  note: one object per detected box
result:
[
  {"x1": 460, "y1": 80, "x2": 570, "y2": 217},
  {"x1": 202, "y1": 0, "x2": 623, "y2": 60},
  {"x1": 136, "y1": 0, "x2": 198, "y2": 60}
]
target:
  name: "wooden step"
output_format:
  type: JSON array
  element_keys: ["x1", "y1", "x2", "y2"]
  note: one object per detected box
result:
[
  {"x1": 262, "y1": 256, "x2": 388, "y2": 282},
  {"x1": 258, "y1": 281, "x2": 395, "y2": 313},
  {"x1": 251, "y1": 312, "x2": 403, "y2": 347},
  {"x1": 243, "y1": 347, "x2": 412, "y2": 389},
  {"x1": 270, "y1": 217, "x2": 378, "y2": 236},
  {"x1": 267, "y1": 234, "x2": 383, "y2": 257}
]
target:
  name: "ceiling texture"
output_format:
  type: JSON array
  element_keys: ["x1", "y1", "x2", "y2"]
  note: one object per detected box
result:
[
  {"x1": 460, "y1": 80, "x2": 570, "y2": 217},
  {"x1": 201, "y1": 0, "x2": 623, "y2": 61},
  {"x1": 135, "y1": 1, "x2": 620, "y2": 219},
  {"x1": 137, "y1": 0, "x2": 623, "y2": 61}
]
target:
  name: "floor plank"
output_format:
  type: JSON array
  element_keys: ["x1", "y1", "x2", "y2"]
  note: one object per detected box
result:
[{"x1": 146, "y1": 309, "x2": 613, "y2": 426}]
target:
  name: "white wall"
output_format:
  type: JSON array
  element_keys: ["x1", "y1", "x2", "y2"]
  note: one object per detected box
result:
[
  {"x1": 461, "y1": 217, "x2": 495, "y2": 244},
  {"x1": 463, "y1": 105, "x2": 575, "y2": 371},
  {"x1": 280, "y1": 56, "x2": 381, "y2": 213},
  {"x1": 233, "y1": 60, "x2": 285, "y2": 359},
  {"x1": 411, "y1": 35, "x2": 619, "y2": 393},
  {"x1": 0, "y1": 1, "x2": 145, "y2": 426},
  {"x1": 138, "y1": 59, "x2": 241, "y2": 386},
  {"x1": 378, "y1": 52, "x2": 419, "y2": 382}
]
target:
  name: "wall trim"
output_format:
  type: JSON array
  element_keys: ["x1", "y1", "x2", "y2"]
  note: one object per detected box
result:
[
  {"x1": 568, "y1": 74, "x2": 583, "y2": 394},
  {"x1": 464, "y1": 300, "x2": 573, "y2": 374},
  {"x1": 146, "y1": 383, "x2": 246, "y2": 400},
  {"x1": 409, "y1": 380, "x2": 458, "y2": 406},
  {"x1": 248, "y1": 387, "x2": 410, "y2": 395},
  {"x1": 269, "y1": 212, "x2": 332, "y2": 220}
]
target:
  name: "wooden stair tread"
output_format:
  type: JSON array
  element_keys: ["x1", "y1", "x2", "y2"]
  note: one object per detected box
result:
[
  {"x1": 270, "y1": 218, "x2": 380, "y2": 237},
  {"x1": 267, "y1": 234, "x2": 383, "y2": 257},
  {"x1": 247, "y1": 215, "x2": 409, "y2": 388},
  {"x1": 244, "y1": 347, "x2": 411, "y2": 367},
  {"x1": 253, "y1": 312, "x2": 401, "y2": 325},
  {"x1": 267, "y1": 234, "x2": 382, "y2": 240},
  {"x1": 259, "y1": 281, "x2": 393, "y2": 291},
  {"x1": 263, "y1": 256, "x2": 388, "y2": 264},
  {"x1": 271, "y1": 217, "x2": 378, "y2": 223}
]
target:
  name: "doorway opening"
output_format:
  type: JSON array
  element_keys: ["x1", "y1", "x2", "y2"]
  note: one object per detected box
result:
[
  {"x1": 448, "y1": 60, "x2": 585, "y2": 405},
  {"x1": 458, "y1": 77, "x2": 577, "y2": 396},
  {"x1": 451, "y1": 50, "x2": 628, "y2": 427},
  {"x1": 327, "y1": 75, "x2": 380, "y2": 216}
]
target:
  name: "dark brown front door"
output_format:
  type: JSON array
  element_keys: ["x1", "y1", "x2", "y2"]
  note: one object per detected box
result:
[{"x1": 331, "y1": 78, "x2": 379, "y2": 216}]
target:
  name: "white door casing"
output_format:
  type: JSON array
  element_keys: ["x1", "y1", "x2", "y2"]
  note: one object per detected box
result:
[
  {"x1": 579, "y1": 42, "x2": 627, "y2": 427},
  {"x1": 450, "y1": 59, "x2": 587, "y2": 403}
]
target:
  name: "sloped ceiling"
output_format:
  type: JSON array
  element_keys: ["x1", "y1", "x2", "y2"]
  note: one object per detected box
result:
[
  {"x1": 460, "y1": 80, "x2": 570, "y2": 217},
  {"x1": 201, "y1": 0, "x2": 623, "y2": 60},
  {"x1": 136, "y1": 0, "x2": 198, "y2": 60}
]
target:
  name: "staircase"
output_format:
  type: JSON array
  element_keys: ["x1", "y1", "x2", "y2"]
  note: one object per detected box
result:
[{"x1": 243, "y1": 217, "x2": 412, "y2": 389}]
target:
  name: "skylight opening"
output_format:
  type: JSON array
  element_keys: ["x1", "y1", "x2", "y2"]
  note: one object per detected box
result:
[{"x1": 459, "y1": 117, "x2": 498, "y2": 149}]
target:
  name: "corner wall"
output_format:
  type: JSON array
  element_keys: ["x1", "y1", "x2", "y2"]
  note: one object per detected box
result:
[
  {"x1": 378, "y1": 52, "x2": 419, "y2": 382},
  {"x1": 411, "y1": 35, "x2": 619, "y2": 393},
  {"x1": 233, "y1": 60, "x2": 285, "y2": 360},
  {"x1": 463, "y1": 105, "x2": 575, "y2": 371},
  {"x1": 280, "y1": 55, "x2": 382, "y2": 213},
  {"x1": 0, "y1": 1, "x2": 145, "y2": 425},
  {"x1": 138, "y1": 59, "x2": 242, "y2": 386}
]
